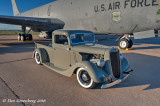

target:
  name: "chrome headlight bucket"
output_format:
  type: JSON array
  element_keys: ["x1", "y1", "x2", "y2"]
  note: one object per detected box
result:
[{"x1": 97, "y1": 59, "x2": 105, "y2": 68}]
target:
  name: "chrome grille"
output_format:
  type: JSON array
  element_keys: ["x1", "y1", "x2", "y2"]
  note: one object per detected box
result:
[{"x1": 110, "y1": 51, "x2": 121, "y2": 78}]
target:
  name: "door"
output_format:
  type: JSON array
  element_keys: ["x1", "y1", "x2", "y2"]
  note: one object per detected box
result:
[{"x1": 53, "y1": 35, "x2": 71, "y2": 69}]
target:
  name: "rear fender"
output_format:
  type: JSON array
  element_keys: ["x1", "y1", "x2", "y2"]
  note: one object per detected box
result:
[{"x1": 33, "y1": 48, "x2": 49, "y2": 63}]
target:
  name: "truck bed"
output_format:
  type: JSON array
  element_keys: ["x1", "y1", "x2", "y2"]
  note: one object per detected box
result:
[{"x1": 35, "y1": 42, "x2": 52, "y2": 49}]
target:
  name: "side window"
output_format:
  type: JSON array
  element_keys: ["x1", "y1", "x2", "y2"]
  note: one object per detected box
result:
[{"x1": 55, "y1": 35, "x2": 68, "y2": 45}]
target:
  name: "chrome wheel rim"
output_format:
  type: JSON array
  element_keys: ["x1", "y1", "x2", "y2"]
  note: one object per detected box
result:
[
  {"x1": 78, "y1": 70, "x2": 91, "y2": 86},
  {"x1": 35, "y1": 52, "x2": 41, "y2": 64}
]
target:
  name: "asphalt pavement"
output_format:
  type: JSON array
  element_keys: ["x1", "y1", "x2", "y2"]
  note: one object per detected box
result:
[{"x1": 0, "y1": 35, "x2": 160, "y2": 106}]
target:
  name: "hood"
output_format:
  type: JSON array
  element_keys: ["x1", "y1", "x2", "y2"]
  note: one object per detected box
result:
[{"x1": 72, "y1": 44, "x2": 113, "y2": 54}]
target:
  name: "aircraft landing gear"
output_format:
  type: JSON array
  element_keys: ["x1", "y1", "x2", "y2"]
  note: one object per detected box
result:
[
  {"x1": 118, "y1": 38, "x2": 133, "y2": 50},
  {"x1": 17, "y1": 34, "x2": 33, "y2": 41},
  {"x1": 117, "y1": 34, "x2": 133, "y2": 50},
  {"x1": 18, "y1": 26, "x2": 33, "y2": 41},
  {"x1": 18, "y1": 34, "x2": 21, "y2": 41}
]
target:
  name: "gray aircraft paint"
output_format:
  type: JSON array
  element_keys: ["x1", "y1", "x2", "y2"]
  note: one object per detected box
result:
[{"x1": 2, "y1": 0, "x2": 160, "y2": 35}]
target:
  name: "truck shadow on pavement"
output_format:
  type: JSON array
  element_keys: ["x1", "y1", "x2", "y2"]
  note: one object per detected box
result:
[{"x1": 110, "y1": 53, "x2": 160, "y2": 90}]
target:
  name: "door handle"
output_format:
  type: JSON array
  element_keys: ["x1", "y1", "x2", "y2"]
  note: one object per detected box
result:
[{"x1": 66, "y1": 48, "x2": 71, "y2": 51}]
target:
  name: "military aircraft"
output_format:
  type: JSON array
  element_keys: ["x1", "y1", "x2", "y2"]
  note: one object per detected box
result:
[{"x1": 0, "y1": 0, "x2": 159, "y2": 49}]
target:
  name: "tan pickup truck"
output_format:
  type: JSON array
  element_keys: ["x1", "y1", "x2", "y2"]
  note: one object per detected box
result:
[{"x1": 33, "y1": 30, "x2": 132, "y2": 89}]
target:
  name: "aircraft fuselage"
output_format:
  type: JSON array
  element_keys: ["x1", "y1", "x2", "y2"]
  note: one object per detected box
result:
[{"x1": 18, "y1": 0, "x2": 160, "y2": 34}]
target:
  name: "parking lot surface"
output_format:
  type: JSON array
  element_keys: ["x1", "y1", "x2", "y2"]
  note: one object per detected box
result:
[{"x1": 0, "y1": 35, "x2": 160, "y2": 106}]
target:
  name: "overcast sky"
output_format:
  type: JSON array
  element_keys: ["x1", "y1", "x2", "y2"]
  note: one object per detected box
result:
[{"x1": 0, "y1": 0, "x2": 54, "y2": 30}]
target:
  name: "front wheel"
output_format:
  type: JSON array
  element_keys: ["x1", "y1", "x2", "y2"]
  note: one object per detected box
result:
[{"x1": 76, "y1": 68, "x2": 97, "y2": 89}]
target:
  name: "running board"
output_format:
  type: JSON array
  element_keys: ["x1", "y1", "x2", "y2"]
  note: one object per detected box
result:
[{"x1": 43, "y1": 62, "x2": 65, "y2": 72}]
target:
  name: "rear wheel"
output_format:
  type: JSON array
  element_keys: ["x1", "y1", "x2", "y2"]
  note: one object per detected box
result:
[
  {"x1": 76, "y1": 68, "x2": 97, "y2": 89},
  {"x1": 35, "y1": 51, "x2": 42, "y2": 65}
]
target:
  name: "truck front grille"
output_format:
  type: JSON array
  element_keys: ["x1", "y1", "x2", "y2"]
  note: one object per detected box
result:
[{"x1": 110, "y1": 51, "x2": 121, "y2": 78}]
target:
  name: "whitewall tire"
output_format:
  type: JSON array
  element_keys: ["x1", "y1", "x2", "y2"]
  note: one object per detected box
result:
[
  {"x1": 35, "y1": 51, "x2": 42, "y2": 65},
  {"x1": 76, "y1": 68, "x2": 97, "y2": 89}
]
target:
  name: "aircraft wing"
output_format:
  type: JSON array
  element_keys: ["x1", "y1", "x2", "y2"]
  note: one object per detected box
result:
[{"x1": 0, "y1": 15, "x2": 65, "y2": 32}]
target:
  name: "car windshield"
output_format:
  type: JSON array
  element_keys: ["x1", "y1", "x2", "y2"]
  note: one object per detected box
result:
[{"x1": 70, "y1": 33, "x2": 95, "y2": 45}]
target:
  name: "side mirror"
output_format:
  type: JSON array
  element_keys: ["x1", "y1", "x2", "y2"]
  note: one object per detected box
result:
[{"x1": 64, "y1": 42, "x2": 68, "y2": 45}]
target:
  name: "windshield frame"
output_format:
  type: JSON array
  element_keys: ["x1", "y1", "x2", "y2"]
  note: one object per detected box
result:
[{"x1": 70, "y1": 33, "x2": 96, "y2": 45}]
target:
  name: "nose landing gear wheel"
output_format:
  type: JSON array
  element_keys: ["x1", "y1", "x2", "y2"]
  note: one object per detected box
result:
[
  {"x1": 118, "y1": 39, "x2": 133, "y2": 50},
  {"x1": 76, "y1": 68, "x2": 97, "y2": 89}
]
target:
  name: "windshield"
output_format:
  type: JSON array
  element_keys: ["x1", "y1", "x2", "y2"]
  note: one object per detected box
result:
[{"x1": 70, "y1": 33, "x2": 95, "y2": 45}]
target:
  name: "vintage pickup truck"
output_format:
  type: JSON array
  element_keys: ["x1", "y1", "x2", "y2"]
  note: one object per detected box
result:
[{"x1": 33, "y1": 30, "x2": 132, "y2": 89}]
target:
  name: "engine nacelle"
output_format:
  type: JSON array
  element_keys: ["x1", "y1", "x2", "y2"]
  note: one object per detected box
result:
[{"x1": 39, "y1": 32, "x2": 52, "y2": 39}]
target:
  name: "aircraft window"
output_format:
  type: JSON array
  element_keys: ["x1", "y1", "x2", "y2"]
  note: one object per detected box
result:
[{"x1": 55, "y1": 35, "x2": 68, "y2": 45}]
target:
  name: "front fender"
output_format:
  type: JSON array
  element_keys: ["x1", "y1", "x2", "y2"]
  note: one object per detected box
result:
[{"x1": 69, "y1": 61, "x2": 108, "y2": 83}]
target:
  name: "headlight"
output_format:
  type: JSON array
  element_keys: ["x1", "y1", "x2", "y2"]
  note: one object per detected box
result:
[{"x1": 97, "y1": 59, "x2": 105, "y2": 68}]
